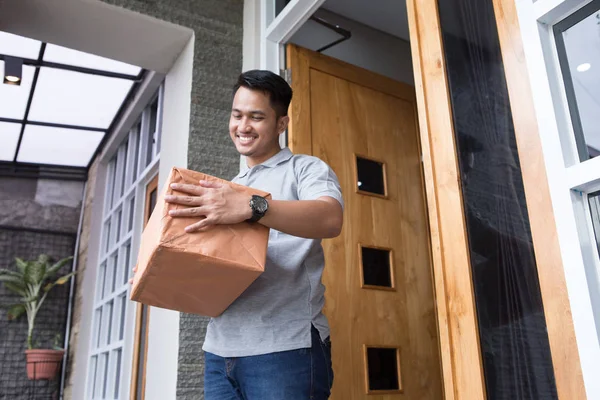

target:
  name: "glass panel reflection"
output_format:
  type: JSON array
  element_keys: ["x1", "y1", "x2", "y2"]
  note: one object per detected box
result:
[
  {"x1": 0, "y1": 122, "x2": 21, "y2": 161},
  {"x1": 28, "y1": 67, "x2": 132, "y2": 129},
  {"x1": 0, "y1": 62, "x2": 35, "y2": 119},
  {"x1": 554, "y1": 2, "x2": 600, "y2": 161},
  {"x1": 589, "y1": 191, "x2": 600, "y2": 257},
  {"x1": 361, "y1": 247, "x2": 393, "y2": 288},
  {"x1": 17, "y1": 125, "x2": 104, "y2": 167},
  {"x1": 437, "y1": 0, "x2": 558, "y2": 398},
  {"x1": 366, "y1": 347, "x2": 400, "y2": 392},
  {"x1": 356, "y1": 156, "x2": 386, "y2": 196}
]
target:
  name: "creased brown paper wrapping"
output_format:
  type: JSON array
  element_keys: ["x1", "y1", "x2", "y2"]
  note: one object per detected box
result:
[{"x1": 130, "y1": 167, "x2": 270, "y2": 317}]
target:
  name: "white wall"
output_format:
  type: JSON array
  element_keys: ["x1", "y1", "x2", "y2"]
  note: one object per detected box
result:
[
  {"x1": 143, "y1": 34, "x2": 195, "y2": 400},
  {"x1": 289, "y1": 8, "x2": 414, "y2": 85}
]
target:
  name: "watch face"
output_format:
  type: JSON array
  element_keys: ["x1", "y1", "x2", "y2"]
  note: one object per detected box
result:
[{"x1": 253, "y1": 196, "x2": 268, "y2": 214}]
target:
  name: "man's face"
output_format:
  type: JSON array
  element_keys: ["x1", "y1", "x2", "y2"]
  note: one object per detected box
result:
[{"x1": 229, "y1": 87, "x2": 288, "y2": 162}]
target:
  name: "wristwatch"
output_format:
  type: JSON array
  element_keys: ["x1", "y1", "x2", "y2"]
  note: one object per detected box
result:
[{"x1": 248, "y1": 195, "x2": 268, "y2": 222}]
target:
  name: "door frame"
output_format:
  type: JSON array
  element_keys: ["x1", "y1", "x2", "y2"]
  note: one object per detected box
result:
[{"x1": 252, "y1": 0, "x2": 586, "y2": 398}]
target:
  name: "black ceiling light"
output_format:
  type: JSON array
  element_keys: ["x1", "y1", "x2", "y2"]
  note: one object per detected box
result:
[{"x1": 3, "y1": 56, "x2": 23, "y2": 85}]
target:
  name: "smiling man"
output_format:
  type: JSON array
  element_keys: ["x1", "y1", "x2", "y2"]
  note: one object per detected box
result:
[{"x1": 165, "y1": 70, "x2": 344, "y2": 399}]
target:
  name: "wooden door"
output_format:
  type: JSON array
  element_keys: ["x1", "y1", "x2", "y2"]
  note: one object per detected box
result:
[{"x1": 287, "y1": 44, "x2": 443, "y2": 399}]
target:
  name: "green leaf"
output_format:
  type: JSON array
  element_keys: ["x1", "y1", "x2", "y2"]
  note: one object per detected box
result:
[
  {"x1": 28, "y1": 257, "x2": 47, "y2": 285},
  {"x1": 44, "y1": 256, "x2": 73, "y2": 280},
  {"x1": 3, "y1": 282, "x2": 27, "y2": 296},
  {"x1": 0, "y1": 274, "x2": 27, "y2": 288},
  {"x1": 43, "y1": 272, "x2": 75, "y2": 292},
  {"x1": 7, "y1": 304, "x2": 26, "y2": 321},
  {"x1": 15, "y1": 258, "x2": 28, "y2": 274},
  {"x1": 0, "y1": 268, "x2": 23, "y2": 279}
]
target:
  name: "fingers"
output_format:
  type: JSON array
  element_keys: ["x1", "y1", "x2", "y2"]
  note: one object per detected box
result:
[
  {"x1": 169, "y1": 183, "x2": 205, "y2": 195},
  {"x1": 185, "y1": 217, "x2": 215, "y2": 233},
  {"x1": 164, "y1": 195, "x2": 203, "y2": 207},
  {"x1": 168, "y1": 206, "x2": 208, "y2": 217},
  {"x1": 198, "y1": 180, "x2": 223, "y2": 189}
]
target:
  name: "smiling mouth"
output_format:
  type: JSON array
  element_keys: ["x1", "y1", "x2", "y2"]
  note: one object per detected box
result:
[{"x1": 236, "y1": 134, "x2": 257, "y2": 144}]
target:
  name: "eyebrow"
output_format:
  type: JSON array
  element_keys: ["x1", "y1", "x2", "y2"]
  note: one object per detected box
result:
[{"x1": 232, "y1": 108, "x2": 267, "y2": 116}]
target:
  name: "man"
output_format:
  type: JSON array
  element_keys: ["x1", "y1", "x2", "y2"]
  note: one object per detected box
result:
[{"x1": 165, "y1": 70, "x2": 344, "y2": 399}]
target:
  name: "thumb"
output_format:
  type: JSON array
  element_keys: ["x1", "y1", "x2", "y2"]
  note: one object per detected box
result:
[{"x1": 199, "y1": 179, "x2": 222, "y2": 189}]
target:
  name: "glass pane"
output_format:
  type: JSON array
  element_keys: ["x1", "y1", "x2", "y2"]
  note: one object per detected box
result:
[
  {"x1": 121, "y1": 140, "x2": 129, "y2": 197},
  {"x1": 109, "y1": 252, "x2": 118, "y2": 295},
  {"x1": 17, "y1": 125, "x2": 104, "y2": 167},
  {"x1": 366, "y1": 347, "x2": 400, "y2": 392},
  {"x1": 554, "y1": 3, "x2": 600, "y2": 161},
  {"x1": 149, "y1": 98, "x2": 159, "y2": 157},
  {"x1": 127, "y1": 197, "x2": 135, "y2": 233},
  {"x1": 104, "y1": 253, "x2": 116, "y2": 298},
  {"x1": 97, "y1": 263, "x2": 107, "y2": 302},
  {"x1": 0, "y1": 62, "x2": 35, "y2": 119},
  {"x1": 88, "y1": 355, "x2": 98, "y2": 399},
  {"x1": 92, "y1": 307, "x2": 102, "y2": 349},
  {"x1": 99, "y1": 352, "x2": 109, "y2": 399},
  {"x1": 590, "y1": 191, "x2": 600, "y2": 257},
  {"x1": 361, "y1": 247, "x2": 393, "y2": 288},
  {"x1": 0, "y1": 122, "x2": 21, "y2": 161},
  {"x1": 356, "y1": 156, "x2": 386, "y2": 196},
  {"x1": 132, "y1": 121, "x2": 141, "y2": 180},
  {"x1": 113, "y1": 349, "x2": 122, "y2": 398},
  {"x1": 118, "y1": 293, "x2": 127, "y2": 341},
  {"x1": 437, "y1": 0, "x2": 558, "y2": 398},
  {"x1": 275, "y1": 0, "x2": 292, "y2": 19},
  {"x1": 104, "y1": 220, "x2": 111, "y2": 255},
  {"x1": 123, "y1": 243, "x2": 131, "y2": 285},
  {"x1": 43, "y1": 43, "x2": 141, "y2": 76},
  {"x1": 0, "y1": 31, "x2": 42, "y2": 59},
  {"x1": 28, "y1": 67, "x2": 133, "y2": 129},
  {"x1": 105, "y1": 300, "x2": 114, "y2": 346},
  {"x1": 115, "y1": 209, "x2": 122, "y2": 244}
]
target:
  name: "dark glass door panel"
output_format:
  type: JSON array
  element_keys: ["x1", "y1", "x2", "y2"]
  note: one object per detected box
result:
[{"x1": 436, "y1": 0, "x2": 558, "y2": 398}]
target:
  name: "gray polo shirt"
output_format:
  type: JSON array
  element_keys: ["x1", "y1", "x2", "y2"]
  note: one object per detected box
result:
[{"x1": 202, "y1": 147, "x2": 344, "y2": 358}]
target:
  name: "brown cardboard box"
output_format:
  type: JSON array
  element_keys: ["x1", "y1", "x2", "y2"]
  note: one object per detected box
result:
[{"x1": 130, "y1": 167, "x2": 270, "y2": 317}]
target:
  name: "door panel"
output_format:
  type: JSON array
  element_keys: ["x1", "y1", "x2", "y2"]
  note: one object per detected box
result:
[{"x1": 287, "y1": 44, "x2": 443, "y2": 399}]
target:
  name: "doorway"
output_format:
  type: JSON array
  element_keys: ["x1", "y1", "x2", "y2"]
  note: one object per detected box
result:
[{"x1": 280, "y1": 2, "x2": 445, "y2": 398}]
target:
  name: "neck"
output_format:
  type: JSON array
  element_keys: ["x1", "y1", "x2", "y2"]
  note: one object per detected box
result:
[{"x1": 246, "y1": 146, "x2": 281, "y2": 168}]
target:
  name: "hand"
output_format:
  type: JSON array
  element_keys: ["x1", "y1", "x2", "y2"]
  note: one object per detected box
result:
[
  {"x1": 165, "y1": 180, "x2": 252, "y2": 232},
  {"x1": 128, "y1": 265, "x2": 137, "y2": 285}
]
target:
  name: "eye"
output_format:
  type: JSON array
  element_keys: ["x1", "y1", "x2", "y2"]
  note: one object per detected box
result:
[
  {"x1": 232, "y1": 114, "x2": 242, "y2": 120},
  {"x1": 252, "y1": 116, "x2": 264, "y2": 121}
]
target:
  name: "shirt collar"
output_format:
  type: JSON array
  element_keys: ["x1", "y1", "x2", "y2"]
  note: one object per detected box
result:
[{"x1": 238, "y1": 147, "x2": 293, "y2": 177}]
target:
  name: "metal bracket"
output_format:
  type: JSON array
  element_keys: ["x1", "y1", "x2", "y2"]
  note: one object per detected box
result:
[{"x1": 309, "y1": 15, "x2": 352, "y2": 53}]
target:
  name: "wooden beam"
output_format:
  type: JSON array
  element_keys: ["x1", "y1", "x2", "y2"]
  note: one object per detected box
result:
[{"x1": 406, "y1": 0, "x2": 486, "y2": 398}]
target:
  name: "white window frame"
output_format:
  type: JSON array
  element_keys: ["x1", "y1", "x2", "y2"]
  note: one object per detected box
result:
[
  {"x1": 83, "y1": 85, "x2": 164, "y2": 400},
  {"x1": 513, "y1": 0, "x2": 600, "y2": 398}
]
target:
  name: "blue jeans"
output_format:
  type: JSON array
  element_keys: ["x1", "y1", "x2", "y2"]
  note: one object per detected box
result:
[{"x1": 204, "y1": 325, "x2": 333, "y2": 400}]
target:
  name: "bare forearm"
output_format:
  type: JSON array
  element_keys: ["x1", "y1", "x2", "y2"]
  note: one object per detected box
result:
[{"x1": 259, "y1": 198, "x2": 343, "y2": 239}]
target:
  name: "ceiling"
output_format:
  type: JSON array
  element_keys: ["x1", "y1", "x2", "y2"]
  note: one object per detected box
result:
[
  {"x1": 322, "y1": 0, "x2": 410, "y2": 41},
  {"x1": 0, "y1": 31, "x2": 143, "y2": 168}
]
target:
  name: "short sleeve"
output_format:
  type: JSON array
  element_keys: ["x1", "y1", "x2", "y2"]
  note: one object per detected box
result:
[{"x1": 294, "y1": 156, "x2": 344, "y2": 210}]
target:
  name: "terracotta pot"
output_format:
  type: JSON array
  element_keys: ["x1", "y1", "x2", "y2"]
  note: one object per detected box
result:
[{"x1": 25, "y1": 349, "x2": 64, "y2": 380}]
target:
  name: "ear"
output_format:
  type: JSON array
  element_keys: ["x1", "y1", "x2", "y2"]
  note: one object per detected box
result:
[{"x1": 277, "y1": 115, "x2": 290, "y2": 134}]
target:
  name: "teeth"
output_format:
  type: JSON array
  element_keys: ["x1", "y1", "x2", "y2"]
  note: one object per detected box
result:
[{"x1": 238, "y1": 136, "x2": 255, "y2": 144}]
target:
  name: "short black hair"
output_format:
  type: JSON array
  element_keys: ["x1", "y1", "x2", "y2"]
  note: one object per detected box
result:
[{"x1": 233, "y1": 70, "x2": 293, "y2": 118}]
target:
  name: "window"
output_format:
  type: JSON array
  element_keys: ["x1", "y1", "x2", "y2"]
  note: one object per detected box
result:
[
  {"x1": 86, "y1": 87, "x2": 162, "y2": 400},
  {"x1": 554, "y1": 0, "x2": 600, "y2": 162}
]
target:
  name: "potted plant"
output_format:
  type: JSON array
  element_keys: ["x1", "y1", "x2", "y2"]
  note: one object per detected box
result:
[{"x1": 0, "y1": 254, "x2": 75, "y2": 380}]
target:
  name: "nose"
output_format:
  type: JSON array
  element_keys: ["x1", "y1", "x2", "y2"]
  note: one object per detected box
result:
[{"x1": 239, "y1": 117, "x2": 252, "y2": 133}]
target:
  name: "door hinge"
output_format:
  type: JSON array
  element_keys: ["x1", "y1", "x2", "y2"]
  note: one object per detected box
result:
[{"x1": 281, "y1": 68, "x2": 292, "y2": 85}]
